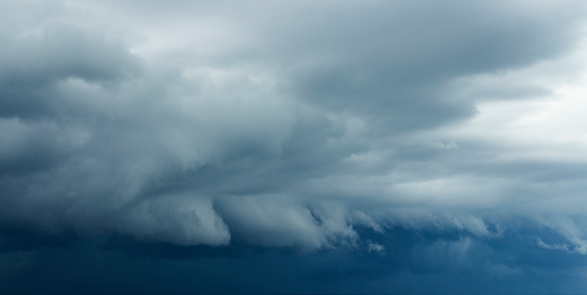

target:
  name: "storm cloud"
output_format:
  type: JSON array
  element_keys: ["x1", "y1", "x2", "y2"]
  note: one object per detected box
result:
[{"x1": 2, "y1": 0, "x2": 587, "y2": 294}]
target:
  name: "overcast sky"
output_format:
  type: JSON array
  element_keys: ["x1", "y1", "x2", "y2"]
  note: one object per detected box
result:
[{"x1": 3, "y1": 0, "x2": 587, "y2": 294}]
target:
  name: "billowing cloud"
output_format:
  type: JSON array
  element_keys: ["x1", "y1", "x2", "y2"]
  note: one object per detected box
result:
[{"x1": 2, "y1": 0, "x2": 587, "y2": 294}]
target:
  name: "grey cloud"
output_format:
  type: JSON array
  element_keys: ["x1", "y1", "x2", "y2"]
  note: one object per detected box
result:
[
  {"x1": 0, "y1": 24, "x2": 141, "y2": 119},
  {"x1": 1, "y1": 26, "x2": 139, "y2": 84},
  {"x1": 2, "y1": 0, "x2": 587, "y2": 293},
  {"x1": 259, "y1": 0, "x2": 585, "y2": 130},
  {"x1": 216, "y1": 195, "x2": 329, "y2": 250}
]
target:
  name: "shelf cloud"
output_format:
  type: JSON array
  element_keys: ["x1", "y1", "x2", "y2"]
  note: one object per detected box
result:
[{"x1": 2, "y1": 0, "x2": 587, "y2": 294}]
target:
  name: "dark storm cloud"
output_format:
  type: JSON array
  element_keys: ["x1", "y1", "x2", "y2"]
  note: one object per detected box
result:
[
  {"x1": 2, "y1": 0, "x2": 587, "y2": 294},
  {"x1": 0, "y1": 22, "x2": 141, "y2": 119},
  {"x1": 3, "y1": 226, "x2": 587, "y2": 295},
  {"x1": 266, "y1": 0, "x2": 583, "y2": 130}
]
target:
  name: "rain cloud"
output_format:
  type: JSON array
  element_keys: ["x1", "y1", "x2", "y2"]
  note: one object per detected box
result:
[{"x1": 2, "y1": 0, "x2": 587, "y2": 294}]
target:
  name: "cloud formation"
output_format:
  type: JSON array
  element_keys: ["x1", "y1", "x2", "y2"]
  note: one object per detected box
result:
[{"x1": 2, "y1": 0, "x2": 587, "y2": 294}]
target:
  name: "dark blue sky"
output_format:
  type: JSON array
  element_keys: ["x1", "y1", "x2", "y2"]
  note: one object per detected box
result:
[{"x1": 2, "y1": 0, "x2": 587, "y2": 294}]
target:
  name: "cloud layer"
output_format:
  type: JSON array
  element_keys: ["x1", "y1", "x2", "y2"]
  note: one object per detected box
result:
[{"x1": 2, "y1": 0, "x2": 587, "y2": 294}]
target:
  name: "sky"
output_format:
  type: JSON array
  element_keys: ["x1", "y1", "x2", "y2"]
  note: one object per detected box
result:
[{"x1": 2, "y1": 0, "x2": 587, "y2": 294}]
